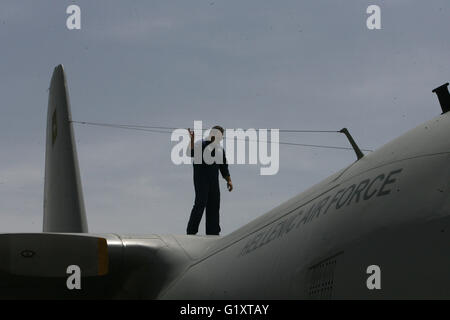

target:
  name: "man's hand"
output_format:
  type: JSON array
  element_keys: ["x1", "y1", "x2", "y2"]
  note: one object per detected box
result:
[
  {"x1": 225, "y1": 177, "x2": 233, "y2": 192},
  {"x1": 188, "y1": 128, "x2": 194, "y2": 149},
  {"x1": 188, "y1": 128, "x2": 194, "y2": 140}
]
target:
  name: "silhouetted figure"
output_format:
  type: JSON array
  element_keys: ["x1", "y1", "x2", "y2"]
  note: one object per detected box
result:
[{"x1": 186, "y1": 126, "x2": 233, "y2": 235}]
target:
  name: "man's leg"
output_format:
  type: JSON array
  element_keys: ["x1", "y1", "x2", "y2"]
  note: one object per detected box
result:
[
  {"x1": 205, "y1": 180, "x2": 221, "y2": 235},
  {"x1": 187, "y1": 174, "x2": 209, "y2": 235}
]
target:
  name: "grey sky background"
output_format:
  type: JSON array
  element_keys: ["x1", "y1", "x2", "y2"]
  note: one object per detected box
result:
[{"x1": 0, "y1": 1, "x2": 449, "y2": 235}]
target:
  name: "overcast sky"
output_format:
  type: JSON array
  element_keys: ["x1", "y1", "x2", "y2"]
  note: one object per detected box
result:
[{"x1": 0, "y1": 1, "x2": 449, "y2": 235}]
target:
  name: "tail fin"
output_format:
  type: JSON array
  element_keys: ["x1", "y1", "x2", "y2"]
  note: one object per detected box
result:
[{"x1": 43, "y1": 65, "x2": 88, "y2": 233}]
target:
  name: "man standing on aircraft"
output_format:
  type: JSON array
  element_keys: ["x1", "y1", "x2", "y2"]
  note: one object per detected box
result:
[{"x1": 187, "y1": 125, "x2": 233, "y2": 235}]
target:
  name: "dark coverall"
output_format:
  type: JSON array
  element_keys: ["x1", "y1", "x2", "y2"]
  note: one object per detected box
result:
[{"x1": 187, "y1": 140, "x2": 230, "y2": 235}]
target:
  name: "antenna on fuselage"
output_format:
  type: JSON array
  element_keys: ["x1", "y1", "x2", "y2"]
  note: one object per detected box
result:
[
  {"x1": 339, "y1": 128, "x2": 364, "y2": 160},
  {"x1": 432, "y1": 82, "x2": 450, "y2": 114}
]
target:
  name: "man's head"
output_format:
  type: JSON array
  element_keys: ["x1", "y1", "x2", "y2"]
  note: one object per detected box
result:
[{"x1": 210, "y1": 125, "x2": 224, "y2": 142}]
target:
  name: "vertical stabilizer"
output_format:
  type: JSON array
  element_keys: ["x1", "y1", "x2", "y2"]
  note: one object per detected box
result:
[{"x1": 43, "y1": 65, "x2": 88, "y2": 233}]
